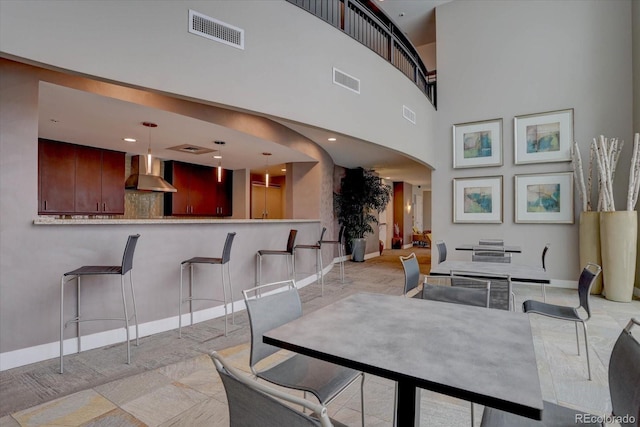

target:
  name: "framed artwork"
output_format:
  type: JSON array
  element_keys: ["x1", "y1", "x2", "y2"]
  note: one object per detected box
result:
[
  {"x1": 453, "y1": 176, "x2": 503, "y2": 223},
  {"x1": 514, "y1": 172, "x2": 574, "y2": 223},
  {"x1": 452, "y1": 118, "x2": 503, "y2": 168},
  {"x1": 514, "y1": 108, "x2": 573, "y2": 164}
]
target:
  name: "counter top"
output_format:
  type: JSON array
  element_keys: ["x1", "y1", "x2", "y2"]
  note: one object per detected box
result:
[{"x1": 33, "y1": 218, "x2": 320, "y2": 225}]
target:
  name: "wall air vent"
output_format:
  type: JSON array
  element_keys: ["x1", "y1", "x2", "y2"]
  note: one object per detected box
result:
[
  {"x1": 167, "y1": 144, "x2": 214, "y2": 155},
  {"x1": 333, "y1": 67, "x2": 360, "y2": 94},
  {"x1": 403, "y1": 105, "x2": 416, "y2": 124},
  {"x1": 188, "y1": 9, "x2": 244, "y2": 50}
]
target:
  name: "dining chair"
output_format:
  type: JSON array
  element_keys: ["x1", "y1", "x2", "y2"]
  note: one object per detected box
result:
[
  {"x1": 472, "y1": 245, "x2": 512, "y2": 263},
  {"x1": 395, "y1": 275, "x2": 491, "y2": 427},
  {"x1": 179, "y1": 232, "x2": 236, "y2": 337},
  {"x1": 256, "y1": 229, "x2": 297, "y2": 286},
  {"x1": 435, "y1": 240, "x2": 447, "y2": 264},
  {"x1": 295, "y1": 227, "x2": 326, "y2": 295},
  {"x1": 211, "y1": 351, "x2": 339, "y2": 427},
  {"x1": 242, "y1": 280, "x2": 365, "y2": 426},
  {"x1": 320, "y1": 225, "x2": 346, "y2": 283},
  {"x1": 60, "y1": 234, "x2": 140, "y2": 373},
  {"x1": 400, "y1": 252, "x2": 421, "y2": 297},
  {"x1": 522, "y1": 262, "x2": 602, "y2": 380},
  {"x1": 450, "y1": 270, "x2": 514, "y2": 311},
  {"x1": 539, "y1": 243, "x2": 550, "y2": 301},
  {"x1": 480, "y1": 317, "x2": 640, "y2": 427}
]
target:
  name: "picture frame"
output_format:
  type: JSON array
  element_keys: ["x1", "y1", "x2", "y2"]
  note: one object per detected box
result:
[
  {"x1": 514, "y1": 172, "x2": 574, "y2": 223},
  {"x1": 452, "y1": 118, "x2": 503, "y2": 168},
  {"x1": 453, "y1": 176, "x2": 503, "y2": 223},
  {"x1": 514, "y1": 108, "x2": 573, "y2": 165}
]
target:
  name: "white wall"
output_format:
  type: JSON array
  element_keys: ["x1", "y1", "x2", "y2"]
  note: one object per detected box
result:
[{"x1": 434, "y1": 0, "x2": 633, "y2": 281}]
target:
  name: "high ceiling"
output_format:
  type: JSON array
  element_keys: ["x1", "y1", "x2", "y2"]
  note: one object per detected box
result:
[{"x1": 37, "y1": 1, "x2": 446, "y2": 188}]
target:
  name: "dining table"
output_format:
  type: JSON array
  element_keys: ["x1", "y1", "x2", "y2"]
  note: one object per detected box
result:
[
  {"x1": 430, "y1": 260, "x2": 550, "y2": 284},
  {"x1": 263, "y1": 292, "x2": 543, "y2": 426},
  {"x1": 455, "y1": 244, "x2": 522, "y2": 253}
]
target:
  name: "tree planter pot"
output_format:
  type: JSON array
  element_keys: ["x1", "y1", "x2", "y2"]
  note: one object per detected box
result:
[
  {"x1": 600, "y1": 211, "x2": 638, "y2": 302},
  {"x1": 351, "y1": 238, "x2": 366, "y2": 262},
  {"x1": 579, "y1": 211, "x2": 603, "y2": 294}
]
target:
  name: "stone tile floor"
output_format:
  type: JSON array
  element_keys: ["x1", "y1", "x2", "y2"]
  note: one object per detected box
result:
[{"x1": 1, "y1": 249, "x2": 638, "y2": 426}]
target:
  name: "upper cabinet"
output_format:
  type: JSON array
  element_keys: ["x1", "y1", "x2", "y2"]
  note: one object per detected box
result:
[
  {"x1": 38, "y1": 139, "x2": 125, "y2": 215},
  {"x1": 164, "y1": 161, "x2": 232, "y2": 216}
]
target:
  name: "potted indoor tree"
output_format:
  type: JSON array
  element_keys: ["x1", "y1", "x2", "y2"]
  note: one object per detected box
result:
[{"x1": 334, "y1": 167, "x2": 392, "y2": 262}]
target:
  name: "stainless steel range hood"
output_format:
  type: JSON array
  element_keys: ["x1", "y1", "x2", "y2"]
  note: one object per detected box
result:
[{"x1": 125, "y1": 155, "x2": 177, "y2": 192}]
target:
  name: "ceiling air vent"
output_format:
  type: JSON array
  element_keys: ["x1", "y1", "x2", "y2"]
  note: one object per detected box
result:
[
  {"x1": 168, "y1": 144, "x2": 214, "y2": 155},
  {"x1": 333, "y1": 67, "x2": 360, "y2": 94},
  {"x1": 188, "y1": 9, "x2": 244, "y2": 50},
  {"x1": 403, "y1": 105, "x2": 416, "y2": 124}
]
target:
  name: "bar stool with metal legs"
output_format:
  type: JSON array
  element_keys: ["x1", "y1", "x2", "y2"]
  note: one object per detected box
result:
[
  {"x1": 256, "y1": 229, "x2": 297, "y2": 286},
  {"x1": 60, "y1": 234, "x2": 140, "y2": 374},
  {"x1": 320, "y1": 225, "x2": 346, "y2": 283},
  {"x1": 179, "y1": 232, "x2": 236, "y2": 337},
  {"x1": 295, "y1": 227, "x2": 326, "y2": 295}
]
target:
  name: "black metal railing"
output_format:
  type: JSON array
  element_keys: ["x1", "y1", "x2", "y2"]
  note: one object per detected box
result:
[{"x1": 287, "y1": 0, "x2": 437, "y2": 108}]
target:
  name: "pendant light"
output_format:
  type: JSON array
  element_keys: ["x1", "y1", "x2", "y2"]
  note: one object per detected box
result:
[
  {"x1": 142, "y1": 121, "x2": 158, "y2": 173},
  {"x1": 263, "y1": 152, "x2": 272, "y2": 187},
  {"x1": 214, "y1": 140, "x2": 225, "y2": 183}
]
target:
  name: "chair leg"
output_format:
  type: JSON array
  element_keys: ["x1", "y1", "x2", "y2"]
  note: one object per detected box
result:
[
  {"x1": 470, "y1": 402, "x2": 474, "y2": 426},
  {"x1": 129, "y1": 271, "x2": 139, "y2": 346},
  {"x1": 575, "y1": 322, "x2": 580, "y2": 355},
  {"x1": 60, "y1": 276, "x2": 65, "y2": 374},
  {"x1": 392, "y1": 382, "x2": 398, "y2": 427},
  {"x1": 340, "y1": 243, "x2": 345, "y2": 283},
  {"x1": 179, "y1": 263, "x2": 184, "y2": 338},
  {"x1": 221, "y1": 263, "x2": 228, "y2": 337},
  {"x1": 227, "y1": 262, "x2": 234, "y2": 325},
  {"x1": 121, "y1": 276, "x2": 131, "y2": 364},
  {"x1": 256, "y1": 253, "x2": 261, "y2": 286},
  {"x1": 541, "y1": 282, "x2": 546, "y2": 302},
  {"x1": 77, "y1": 277, "x2": 81, "y2": 353},
  {"x1": 189, "y1": 264, "x2": 195, "y2": 327},
  {"x1": 360, "y1": 373, "x2": 365, "y2": 427},
  {"x1": 582, "y1": 322, "x2": 591, "y2": 381}
]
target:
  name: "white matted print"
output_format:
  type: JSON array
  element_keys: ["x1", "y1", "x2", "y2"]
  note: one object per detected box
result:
[
  {"x1": 453, "y1": 176, "x2": 503, "y2": 223},
  {"x1": 514, "y1": 172, "x2": 574, "y2": 223},
  {"x1": 452, "y1": 118, "x2": 503, "y2": 168},
  {"x1": 514, "y1": 108, "x2": 573, "y2": 164}
]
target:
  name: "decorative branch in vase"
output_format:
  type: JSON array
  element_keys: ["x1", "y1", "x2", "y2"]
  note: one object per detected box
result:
[{"x1": 592, "y1": 133, "x2": 639, "y2": 302}]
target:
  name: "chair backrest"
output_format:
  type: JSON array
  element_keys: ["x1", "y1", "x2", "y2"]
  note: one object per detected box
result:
[
  {"x1": 211, "y1": 352, "x2": 329, "y2": 427},
  {"x1": 608, "y1": 318, "x2": 640, "y2": 427},
  {"x1": 478, "y1": 239, "x2": 504, "y2": 246},
  {"x1": 338, "y1": 225, "x2": 345, "y2": 244},
  {"x1": 400, "y1": 253, "x2": 420, "y2": 296},
  {"x1": 318, "y1": 227, "x2": 327, "y2": 245},
  {"x1": 121, "y1": 234, "x2": 141, "y2": 274},
  {"x1": 221, "y1": 232, "x2": 236, "y2": 264},
  {"x1": 472, "y1": 246, "x2": 511, "y2": 263},
  {"x1": 286, "y1": 229, "x2": 298, "y2": 254},
  {"x1": 541, "y1": 243, "x2": 550, "y2": 271},
  {"x1": 451, "y1": 270, "x2": 512, "y2": 311},
  {"x1": 242, "y1": 280, "x2": 302, "y2": 369},
  {"x1": 422, "y1": 276, "x2": 490, "y2": 308},
  {"x1": 436, "y1": 240, "x2": 447, "y2": 263},
  {"x1": 577, "y1": 263, "x2": 602, "y2": 319}
]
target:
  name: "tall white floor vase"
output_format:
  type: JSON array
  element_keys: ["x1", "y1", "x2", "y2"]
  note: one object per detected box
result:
[
  {"x1": 600, "y1": 211, "x2": 638, "y2": 302},
  {"x1": 579, "y1": 211, "x2": 603, "y2": 294}
]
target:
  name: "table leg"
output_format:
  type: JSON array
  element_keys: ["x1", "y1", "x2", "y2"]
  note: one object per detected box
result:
[{"x1": 396, "y1": 381, "x2": 421, "y2": 427}]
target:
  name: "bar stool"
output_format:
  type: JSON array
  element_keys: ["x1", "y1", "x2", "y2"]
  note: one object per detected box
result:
[
  {"x1": 256, "y1": 229, "x2": 297, "y2": 286},
  {"x1": 320, "y1": 225, "x2": 346, "y2": 283},
  {"x1": 179, "y1": 232, "x2": 236, "y2": 337},
  {"x1": 295, "y1": 227, "x2": 326, "y2": 295},
  {"x1": 60, "y1": 234, "x2": 140, "y2": 374}
]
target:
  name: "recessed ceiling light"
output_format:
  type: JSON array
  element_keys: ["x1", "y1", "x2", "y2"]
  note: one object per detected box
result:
[
  {"x1": 328, "y1": 137, "x2": 337, "y2": 141},
  {"x1": 281, "y1": 168, "x2": 286, "y2": 172},
  {"x1": 385, "y1": 176, "x2": 391, "y2": 179},
  {"x1": 214, "y1": 155, "x2": 222, "y2": 159},
  {"x1": 123, "y1": 137, "x2": 137, "y2": 142}
]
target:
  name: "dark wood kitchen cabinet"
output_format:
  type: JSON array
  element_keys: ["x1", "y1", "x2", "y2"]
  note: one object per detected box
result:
[
  {"x1": 38, "y1": 139, "x2": 125, "y2": 215},
  {"x1": 164, "y1": 161, "x2": 232, "y2": 216}
]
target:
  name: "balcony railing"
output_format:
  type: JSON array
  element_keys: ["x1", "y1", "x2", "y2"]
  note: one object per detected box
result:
[{"x1": 286, "y1": 0, "x2": 437, "y2": 108}]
